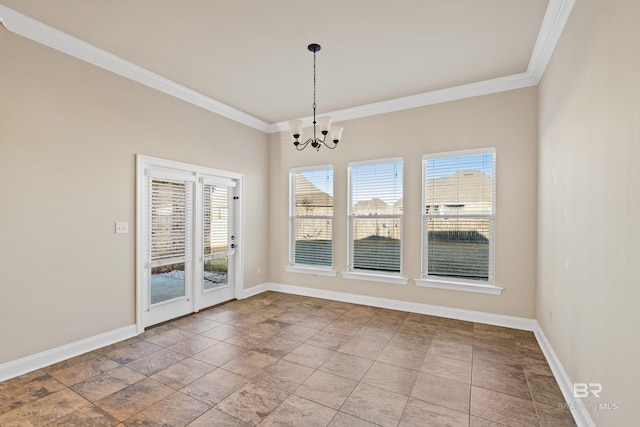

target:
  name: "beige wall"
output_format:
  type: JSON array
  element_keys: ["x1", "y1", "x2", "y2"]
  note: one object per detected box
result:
[
  {"x1": 269, "y1": 87, "x2": 538, "y2": 318},
  {"x1": 0, "y1": 30, "x2": 269, "y2": 364},
  {"x1": 537, "y1": 0, "x2": 640, "y2": 424}
]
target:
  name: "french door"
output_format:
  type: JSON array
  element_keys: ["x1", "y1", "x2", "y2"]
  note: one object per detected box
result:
[
  {"x1": 137, "y1": 156, "x2": 241, "y2": 328},
  {"x1": 198, "y1": 176, "x2": 236, "y2": 309}
]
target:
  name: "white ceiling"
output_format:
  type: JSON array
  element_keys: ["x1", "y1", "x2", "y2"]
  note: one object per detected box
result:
[{"x1": 1, "y1": 0, "x2": 565, "y2": 129}]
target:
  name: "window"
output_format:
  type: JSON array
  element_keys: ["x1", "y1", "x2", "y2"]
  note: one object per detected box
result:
[
  {"x1": 288, "y1": 166, "x2": 334, "y2": 271},
  {"x1": 347, "y1": 158, "x2": 404, "y2": 277},
  {"x1": 421, "y1": 148, "x2": 496, "y2": 288}
]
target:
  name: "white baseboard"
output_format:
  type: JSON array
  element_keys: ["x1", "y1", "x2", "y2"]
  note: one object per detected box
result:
[
  {"x1": 0, "y1": 324, "x2": 137, "y2": 383},
  {"x1": 264, "y1": 282, "x2": 536, "y2": 331},
  {"x1": 533, "y1": 323, "x2": 596, "y2": 427},
  {"x1": 239, "y1": 283, "x2": 270, "y2": 299}
]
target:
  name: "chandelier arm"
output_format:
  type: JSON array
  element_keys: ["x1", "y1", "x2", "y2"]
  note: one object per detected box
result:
[
  {"x1": 295, "y1": 138, "x2": 314, "y2": 151},
  {"x1": 319, "y1": 137, "x2": 338, "y2": 150}
]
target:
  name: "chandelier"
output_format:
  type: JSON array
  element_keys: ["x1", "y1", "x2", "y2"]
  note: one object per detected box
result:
[{"x1": 288, "y1": 43, "x2": 344, "y2": 151}]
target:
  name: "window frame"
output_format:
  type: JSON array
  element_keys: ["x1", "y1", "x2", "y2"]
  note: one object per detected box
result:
[
  {"x1": 416, "y1": 148, "x2": 503, "y2": 295},
  {"x1": 285, "y1": 164, "x2": 336, "y2": 276},
  {"x1": 343, "y1": 157, "x2": 408, "y2": 285}
]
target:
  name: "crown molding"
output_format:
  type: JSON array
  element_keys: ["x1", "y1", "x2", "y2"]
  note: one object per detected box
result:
[
  {"x1": 1, "y1": 1, "x2": 575, "y2": 135},
  {"x1": 527, "y1": 0, "x2": 576, "y2": 82},
  {"x1": 270, "y1": 72, "x2": 537, "y2": 133},
  {"x1": 0, "y1": 4, "x2": 271, "y2": 133}
]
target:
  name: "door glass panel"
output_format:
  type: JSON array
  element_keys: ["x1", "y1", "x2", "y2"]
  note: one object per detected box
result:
[
  {"x1": 151, "y1": 262, "x2": 186, "y2": 304},
  {"x1": 204, "y1": 257, "x2": 228, "y2": 290}
]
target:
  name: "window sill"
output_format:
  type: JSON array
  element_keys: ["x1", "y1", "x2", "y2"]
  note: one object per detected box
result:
[
  {"x1": 415, "y1": 278, "x2": 503, "y2": 295},
  {"x1": 284, "y1": 265, "x2": 337, "y2": 277},
  {"x1": 341, "y1": 271, "x2": 409, "y2": 285}
]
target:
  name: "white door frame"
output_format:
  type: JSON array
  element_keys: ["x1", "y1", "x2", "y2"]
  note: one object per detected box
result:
[{"x1": 135, "y1": 155, "x2": 244, "y2": 333}]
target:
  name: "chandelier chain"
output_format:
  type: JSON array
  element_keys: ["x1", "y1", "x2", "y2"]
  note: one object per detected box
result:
[
  {"x1": 313, "y1": 49, "x2": 317, "y2": 111},
  {"x1": 312, "y1": 49, "x2": 317, "y2": 141}
]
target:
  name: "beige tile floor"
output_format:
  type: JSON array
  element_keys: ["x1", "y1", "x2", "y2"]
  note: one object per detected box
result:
[{"x1": 0, "y1": 291, "x2": 576, "y2": 426}]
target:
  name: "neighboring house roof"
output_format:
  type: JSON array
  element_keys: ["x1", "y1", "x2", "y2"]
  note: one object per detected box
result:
[
  {"x1": 295, "y1": 174, "x2": 333, "y2": 208},
  {"x1": 393, "y1": 198, "x2": 403, "y2": 212},
  {"x1": 353, "y1": 198, "x2": 391, "y2": 215},
  {"x1": 293, "y1": 170, "x2": 491, "y2": 213},
  {"x1": 425, "y1": 170, "x2": 493, "y2": 205}
]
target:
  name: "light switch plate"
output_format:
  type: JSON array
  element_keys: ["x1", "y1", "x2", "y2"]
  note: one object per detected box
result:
[{"x1": 115, "y1": 221, "x2": 129, "y2": 234}]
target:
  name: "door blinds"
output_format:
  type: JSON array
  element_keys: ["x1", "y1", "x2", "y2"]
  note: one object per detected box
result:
[{"x1": 150, "y1": 178, "x2": 193, "y2": 263}]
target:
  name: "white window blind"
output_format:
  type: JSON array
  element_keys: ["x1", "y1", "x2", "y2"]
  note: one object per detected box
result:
[
  {"x1": 203, "y1": 184, "x2": 230, "y2": 257},
  {"x1": 289, "y1": 166, "x2": 333, "y2": 267},
  {"x1": 422, "y1": 149, "x2": 495, "y2": 283},
  {"x1": 150, "y1": 178, "x2": 193, "y2": 262},
  {"x1": 348, "y1": 159, "x2": 403, "y2": 273}
]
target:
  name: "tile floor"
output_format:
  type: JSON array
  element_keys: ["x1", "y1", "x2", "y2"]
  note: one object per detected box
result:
[{"x1": 0, "y1": 291, "x2": 576, "y2": 426}]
